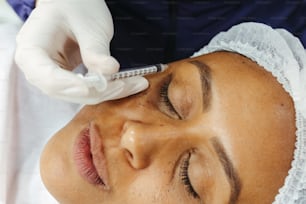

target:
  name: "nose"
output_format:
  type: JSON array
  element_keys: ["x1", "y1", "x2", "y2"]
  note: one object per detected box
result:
[{"x1": 120, "y1": 121, "x2": 163, "y2": 169}]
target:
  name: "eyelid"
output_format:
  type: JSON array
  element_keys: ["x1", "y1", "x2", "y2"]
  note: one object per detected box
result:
[
  {"x1": 159, "y1": 79, "x2": 182, "y2": 120},
  {"x1": 179, "y1": 150, "x2": 200, "y2": 200}
]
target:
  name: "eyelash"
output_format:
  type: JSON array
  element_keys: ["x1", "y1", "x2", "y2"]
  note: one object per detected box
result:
[
  {"x1": 160, "y1": 81, "x2": 181, "y2": 118},
  {"x1": 180, "y1": 152, "x2": 199, "y2": 199}
]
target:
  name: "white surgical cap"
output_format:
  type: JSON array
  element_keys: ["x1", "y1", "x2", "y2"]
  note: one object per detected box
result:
[{"x1": 192, "y1": 22, "x2": 306, "y2": 204}]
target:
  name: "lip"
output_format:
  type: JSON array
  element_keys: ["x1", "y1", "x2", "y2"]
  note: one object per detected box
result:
[{"x1": 73, "y1": 123, "x2": 109, "y2": 189}]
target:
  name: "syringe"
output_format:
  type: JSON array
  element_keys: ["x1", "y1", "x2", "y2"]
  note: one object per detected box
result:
[
  {"x1": 108, "y1": 63, "x2": 168, "y2": 81},
  {"x1": 83, "y1": 63, "x2": 168, "y2": 91}
]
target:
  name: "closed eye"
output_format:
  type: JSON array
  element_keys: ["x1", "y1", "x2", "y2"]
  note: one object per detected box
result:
[
  {"x1": 180, "y1": 151, "x2": 200, "y2": 200},
  {"x1": 159, "y1": 79, "x2": 182, "y2": 120}
]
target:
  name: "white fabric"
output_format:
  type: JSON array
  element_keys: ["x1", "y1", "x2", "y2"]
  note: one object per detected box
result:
[
  {"x1": 14, "y1": 0, "x2": 148, "y2": 105},
  {"x1": 1, "y1": 22, "x2": 80, "y2": 204},
  {"x1": 193, "y1": 22, "x2": 306, "y2": 204}
]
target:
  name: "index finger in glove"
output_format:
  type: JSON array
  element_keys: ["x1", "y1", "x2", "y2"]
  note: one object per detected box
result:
[
  {"x1": 103, "y1": 76, "x2": 149, "y2": 101},
  {"x1": 72, "y1": 76, "x2": 149, "y2": 104}
]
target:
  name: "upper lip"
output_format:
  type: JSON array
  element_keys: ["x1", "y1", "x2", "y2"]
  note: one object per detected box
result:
[{"x1": 73, "y1": 122, "x2": 110, "y2": 189}]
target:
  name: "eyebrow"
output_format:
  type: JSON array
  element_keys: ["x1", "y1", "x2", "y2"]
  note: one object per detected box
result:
[
  {"x1": 210, "y1": 137, "x2": 241, "y2": 204},
  {"x1": 188, "y1": 60, "x2": 212, "y2": 111}
]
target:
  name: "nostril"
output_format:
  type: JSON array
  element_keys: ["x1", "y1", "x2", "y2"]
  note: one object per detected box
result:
[
  {"x1": 120, "y1": 121, "x2": 152, "y2": 169},
  {"x1": 124, "y1": 149, "x2": 134, "y2": 160}
]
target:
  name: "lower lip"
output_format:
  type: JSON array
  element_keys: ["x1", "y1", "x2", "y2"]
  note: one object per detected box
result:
[{"x1": 73, "y1": 127, "x2": 105, "y2": 186}]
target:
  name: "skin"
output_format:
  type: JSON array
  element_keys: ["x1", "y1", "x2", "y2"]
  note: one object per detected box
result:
[{"x1": 40, "y1": 51, "x2": 296, "y2": 204}]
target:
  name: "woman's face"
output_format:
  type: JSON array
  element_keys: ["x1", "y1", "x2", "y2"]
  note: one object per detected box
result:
[{"x1": 40, "y1": 52, "x2": 296, "y2": 204}]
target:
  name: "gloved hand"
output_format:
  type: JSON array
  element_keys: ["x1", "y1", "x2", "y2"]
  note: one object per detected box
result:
[{"x1": 14, "y1": 0, "x2": 148, "y2": 104}]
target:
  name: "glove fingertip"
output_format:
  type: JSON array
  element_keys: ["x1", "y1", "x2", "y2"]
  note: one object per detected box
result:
[
  {"x1": 123, "y1": 76, "x2": 149, "y2": 89},
  {"x1": 119, "y1": 76, "x2": 149, "y2": 97},
  {"x1": 134, "y1": 77, "x2": 149, "y2": 90}
]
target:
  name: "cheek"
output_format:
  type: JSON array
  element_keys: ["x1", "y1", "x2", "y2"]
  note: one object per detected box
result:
[{"x1": 115, "y1": 168, "x2": 190, "y2": 204}]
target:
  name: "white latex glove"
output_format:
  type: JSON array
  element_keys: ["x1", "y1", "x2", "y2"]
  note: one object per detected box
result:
[{"x1": 14, "y1": 0, "x2": 148, "y2": 104}]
